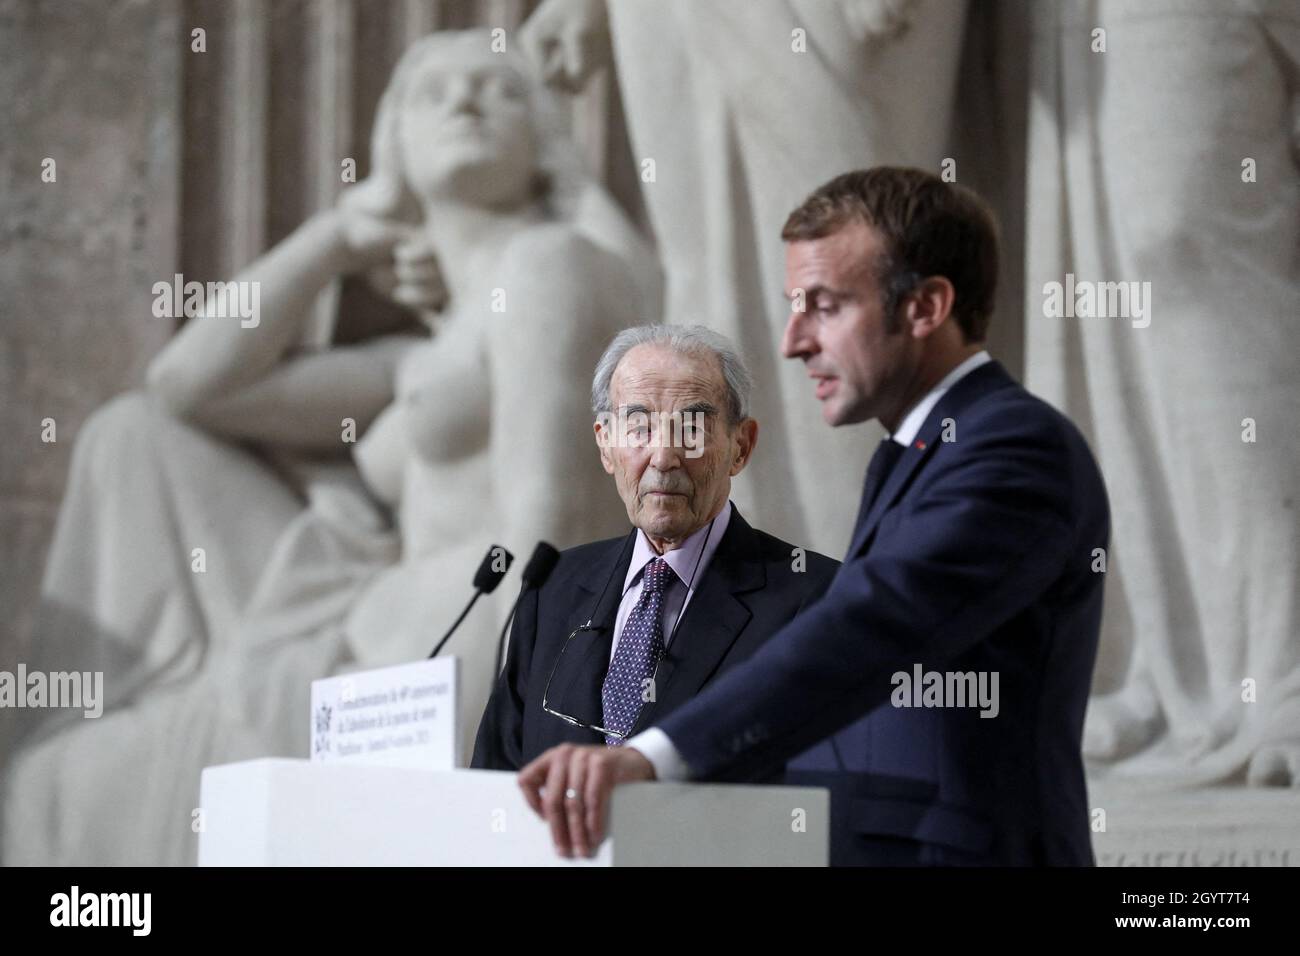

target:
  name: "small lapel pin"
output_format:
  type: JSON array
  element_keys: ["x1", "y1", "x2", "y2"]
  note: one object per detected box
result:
[{"x1": 915, "y1": 439, "x2": 927, "y2": 450}]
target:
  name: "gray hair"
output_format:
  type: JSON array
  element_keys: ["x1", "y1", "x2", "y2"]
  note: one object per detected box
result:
[{"x1": 591, "y1": 324, "x2": 753, "y2": 425}]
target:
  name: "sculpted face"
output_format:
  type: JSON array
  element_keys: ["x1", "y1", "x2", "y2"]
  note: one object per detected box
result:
[
  {"x1": 781, "y1": 221, "x2": 919, "y2": 428},
  {"x1": 397, "y1": 45, "x2": 539, "y2": 208},
  {"x1": 595, "y1": 344, "x2": 757, "y2": 552}
]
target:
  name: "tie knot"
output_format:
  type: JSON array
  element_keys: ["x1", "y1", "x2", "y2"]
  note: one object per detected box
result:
[
  {"x1": 878, "y1": 435, "x2": 905, "y2": 462},
  {"x1": 869, "y1": 437, "x2": 905, "y2": 479},
  {"x1": 640, "y1": 557, "x2": 673, "y2": 595}
]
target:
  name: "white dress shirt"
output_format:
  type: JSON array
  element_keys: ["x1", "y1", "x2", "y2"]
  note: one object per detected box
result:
[
  {"x1": 628, "y1": 352, "x2": 993, "y2": 781},
  {"x1": 610, "y1": 501, "x2": 733, "y2": 662},
  {"x1": 890, "y1": 350, "x2": 990, "y2": 447}
]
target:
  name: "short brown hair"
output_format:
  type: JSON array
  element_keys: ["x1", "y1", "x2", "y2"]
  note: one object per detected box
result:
[{"x1": 781, "y1": 167, "x2": 999, "y2": 343}]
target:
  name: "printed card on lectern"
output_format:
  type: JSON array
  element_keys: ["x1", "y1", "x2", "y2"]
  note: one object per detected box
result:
[{"x1": 310, "y1": 657, "x2": 459, "y2": 770}]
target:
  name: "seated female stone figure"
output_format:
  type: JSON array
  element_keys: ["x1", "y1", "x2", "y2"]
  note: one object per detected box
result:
[{"x1": 3, "y1": 29, "x2": 657, "y2": 865}]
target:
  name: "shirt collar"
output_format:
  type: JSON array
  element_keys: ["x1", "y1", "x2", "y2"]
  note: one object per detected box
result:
[
  {"x1": 623, "y1": 500, "x2": 733, "y2": 596},
  {"x1": 890, "y1": 350, "x2": 991, "y2": 447}
]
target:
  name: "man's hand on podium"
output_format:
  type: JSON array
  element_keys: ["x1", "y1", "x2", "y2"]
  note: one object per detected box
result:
[{"x1": 518, "y1": 744, "x2": 656, "y2": 859}]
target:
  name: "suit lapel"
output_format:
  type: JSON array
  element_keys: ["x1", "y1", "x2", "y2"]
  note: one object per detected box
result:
[
  {"x1": 629, "y1": 509, "x2": 765, "y2": 735},
  {"x1": 543, "y1": 532, "x2": 635, "y2": 738},
  {"x1": 848, "y1": 361, "x2": 1016, "y2": 556},
  {"x1": 848, "y1": 433, "x2": 938, "y2": 556}
]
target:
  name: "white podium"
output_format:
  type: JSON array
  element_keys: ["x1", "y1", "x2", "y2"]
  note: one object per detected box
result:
[{"x1": 199, "y1": 758, "x2": 829, "y2": 866}]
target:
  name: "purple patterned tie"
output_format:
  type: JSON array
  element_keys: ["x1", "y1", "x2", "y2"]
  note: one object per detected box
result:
[{"x1": 601, "y1": 557, "x2": 674, "y2": 745}]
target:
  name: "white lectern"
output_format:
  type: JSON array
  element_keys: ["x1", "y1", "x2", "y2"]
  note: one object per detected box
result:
[{"x1": 199, "y1": 758, "x2": 829, "y2": 866}]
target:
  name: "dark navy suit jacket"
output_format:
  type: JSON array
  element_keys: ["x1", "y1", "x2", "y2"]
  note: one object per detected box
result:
[
  {"x1": 471, "y1": 508, "x2": 839, "y2": 771},
  {"x1": 655, "y1": 361, "x2": 1110, "y2": 865}
]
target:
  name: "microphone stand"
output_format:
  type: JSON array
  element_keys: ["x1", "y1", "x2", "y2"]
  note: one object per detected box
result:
[{"x1": 429, "y1": 590, "x2": 482, "y2": 658}]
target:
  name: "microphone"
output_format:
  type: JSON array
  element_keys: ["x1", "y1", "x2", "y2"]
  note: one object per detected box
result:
[
  {"x1": 520, "y1": 542, "x2": 561, "y2": 592},
  {"x1": 429, "y1": 545, "x2": 514, "y2": 658},
  {"x1": 494, "y1": 542, "x2": 561, "y2": 676}
]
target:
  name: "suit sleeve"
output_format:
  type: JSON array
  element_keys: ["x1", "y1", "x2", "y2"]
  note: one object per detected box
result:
[
  {"x1": 793, "y1": 557, "x2": 838, "y2": 615},
  {"x1": 469, "y1": 582, "x2": 540, "y2": 770},
  {"x1": 654, "y1": 414, "x2": 1079, "y2": 782}
]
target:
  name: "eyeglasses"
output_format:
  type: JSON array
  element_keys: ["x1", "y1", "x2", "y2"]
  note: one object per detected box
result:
[
  {"x1": 540, "y1": 516, "x2": 712, "y2": 742},
  {"x1": 540, "y1": 622, "x2": 667, "y2": 742}
]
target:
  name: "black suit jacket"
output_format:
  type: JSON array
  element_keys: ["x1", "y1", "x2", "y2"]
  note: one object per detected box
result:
[
  {"x1": 471, "y1": 507, "x2": 839, "y2": 771},
  {"x1": 656, "y1": 361, "x2": 1111, "y2": 866}
]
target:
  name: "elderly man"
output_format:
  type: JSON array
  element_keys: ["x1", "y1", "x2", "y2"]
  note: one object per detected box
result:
[
  {"x1": 471, "y1": 325, "x2": 838, "y2": 772},
  {"x1": 518, "y1": 168, "x2": 1110, "y2": 866}
]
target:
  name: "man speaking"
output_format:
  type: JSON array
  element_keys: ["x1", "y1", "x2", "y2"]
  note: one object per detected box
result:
[{"x1": 518, "y1": 167, "x2": 1111, "y2": 866}]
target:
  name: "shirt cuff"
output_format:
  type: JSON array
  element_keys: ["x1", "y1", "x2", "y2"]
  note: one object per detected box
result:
[{"x1": 626, "y1": 727, "x2": 692, "y2": 781}]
